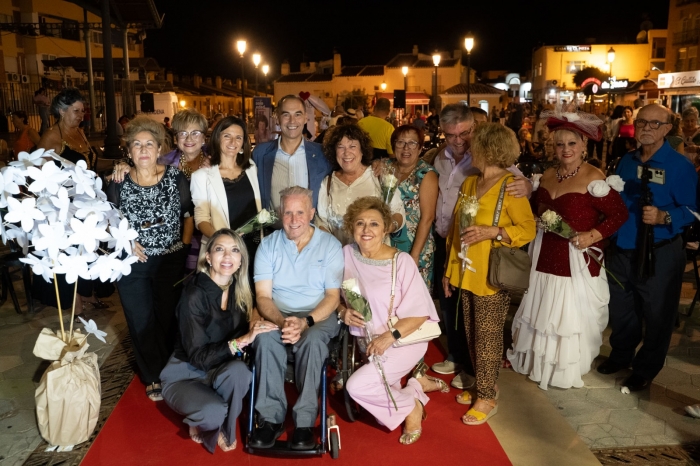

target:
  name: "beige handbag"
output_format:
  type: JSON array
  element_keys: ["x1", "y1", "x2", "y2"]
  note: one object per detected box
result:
[
  {"x1": 387, "y1": 252, "x2": 442, "y2": 346},
  {"x1": 486, "y1": 178, "x2": 532, "y2": 293}
]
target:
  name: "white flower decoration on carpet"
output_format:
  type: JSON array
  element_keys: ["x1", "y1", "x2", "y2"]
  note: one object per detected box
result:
[
  {"x1": 33, "y1": 222, "x2": 71, "y2": 261},
  {"x1": 26, "y1": 162, "x2": 69, "y2": 195},
  {"x1": 53, "y1": 252, "x2": 94, "y2": 284},
  {"x1": 68, "y1": 214, "x2": 110, "y2": 253},
  {"x1": 20, "y1": 253, "x2": 54, "y2": 283},
  {"x1": 108, "y1": 218, "x2": 138, "y2": 255},
  {"x1": 77, "y1": 316, "x2": 107, "y2": 343},
  {"x1": 9, "y1": 148, "x2": 47, "y2": 171},
  {"x1": 587, "y1": 180, "x2": 611, "y2": 198},
  {"x1": 5, "y1": 197, "x2": 46, "y2": 232},
  {"x1": 606, "y1": 175, "x2": 625, "y2": 192},
  {"x1": 89, "y1": 252, "x2": 138, "y2": 282}
]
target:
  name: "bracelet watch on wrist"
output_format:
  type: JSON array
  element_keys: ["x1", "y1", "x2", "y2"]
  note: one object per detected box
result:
[{"x1": 391, "y1": 328, "x2": 402, "y2": 340}]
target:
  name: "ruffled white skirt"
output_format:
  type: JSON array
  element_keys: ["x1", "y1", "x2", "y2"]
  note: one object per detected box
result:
[{"x1": 506, "y1": 230, "x2": 610, "y2": 390}]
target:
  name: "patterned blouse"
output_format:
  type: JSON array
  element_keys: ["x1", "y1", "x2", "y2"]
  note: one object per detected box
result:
[{"x1": 106, "y1": 165, "x2": 193, "y2": 256}]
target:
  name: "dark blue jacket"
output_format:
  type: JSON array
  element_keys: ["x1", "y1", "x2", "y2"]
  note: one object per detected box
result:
[{"x1": 252, "y1": 139, "x2": 331, "y2": 209}]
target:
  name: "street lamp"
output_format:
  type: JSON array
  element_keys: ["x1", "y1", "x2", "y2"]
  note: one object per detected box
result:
[
  {"x1": 607, "y1": 46, "x2": 616, "y2": 108},
  {"x1": 381, "y1": 81, "x2": 387, "y2": 91},
  {"x1": 252, "y1": 53, "x2": 261, "y2": 96},
  {"x1": 465, "y1": 34, "x2": 474, "y2": 105},
  {"x1": 402, "y1": 66, "x2": 408, "y2": 91},
  {"x1": 262, "y1": 64, "x2": 269, "y2": 95},
  {"x1": 236, "y1": 40, "x2": 247, "y2": 121},
  {"x1": 432, "y1": 53, "x2": 441, "y2": 110}
]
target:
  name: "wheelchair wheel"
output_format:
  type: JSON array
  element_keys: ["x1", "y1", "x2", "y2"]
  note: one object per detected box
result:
[
  {"x1": 329, "y1": 429, "x2": 340, "y2": 459},
  {"x1": 341, "y1": 331, "x2": 361, "y2": 422}
]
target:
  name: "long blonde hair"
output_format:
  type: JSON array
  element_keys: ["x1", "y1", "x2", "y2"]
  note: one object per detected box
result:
[{"x1": 198, "y1": 229, "x2": 253, "y2": 319}]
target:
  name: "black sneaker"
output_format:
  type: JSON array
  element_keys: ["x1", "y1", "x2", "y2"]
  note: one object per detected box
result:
[
  {"x1": 596, "y1": 359, "x2": 626, "y2": 375},
  {"x1": 249, "y1": 421, "x2": 284, "y2": 449}
]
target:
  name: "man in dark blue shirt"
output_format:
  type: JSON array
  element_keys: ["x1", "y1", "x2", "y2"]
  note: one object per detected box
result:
[{"x1": 597, "y1": 104, "x2": 697, "y2": 391}]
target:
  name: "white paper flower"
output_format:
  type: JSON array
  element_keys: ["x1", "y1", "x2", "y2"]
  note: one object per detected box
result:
[
  {"x1": 77, "y1": 316, "x2": 107, "y2": 343},
  {"x1": 107, "y1": 254, "x2": 139, "y2": 281},
  {"x1": 9, "y1": 148, "x2": 47, "y2": 170},
  {"x1": 257, "y1": 209, "x2": 271, "y2": 224},
  {"x1": 68, "y1": 214, "x2": 110, "y2": 253},
  {"x1": 26, "y1": 162, "x2": 69, "y2": 195},
  {"x1": 33, "y1": 222, "x2": 71, "y2": 261},
  {"x1": 69, "y1": 160, "x2": 97, "y2": 198},
  {"x1": 73, "y1": 197, "x2": 113, "y2": 221},
  {"x1": 20, "y1": 253, "x2": 54, "y2": 282},
  {"x1": 50, "y1": 187, "x2": 71, "y2": 223},
  {"x1": 5, "y1": 197, "x2": 46, "y2": 232},
  {"x1": 587, "y1": 180, "x2": 611, "y2": 198},
  {"x1": 606, "y1": 175, "x2": 625, "y2": 192},
  {"x1": 5, "y1": 224, "x2": 29, "y2": 255},
  {"x1": 1, "y1": 166, "x2": 24, "y2": 197},
  {"x1": 53, "y1": 252, "x2": 93, "y2": 284},
  {"x1": 531, "y1": 173, "x2": 543, "y2": 191},
  {"x1": 108, "y1": 218, "x2": 138, "y2": 255}
]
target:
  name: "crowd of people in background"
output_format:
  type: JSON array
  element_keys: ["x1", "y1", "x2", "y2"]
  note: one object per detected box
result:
[{"x1": 6, "y1": 86, "x2": 700, "y2": 453}]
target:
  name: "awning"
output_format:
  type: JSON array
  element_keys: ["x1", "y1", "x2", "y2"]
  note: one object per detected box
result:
[{"x1": 378, "y1": 92, "x2": 430, "y2": 105}]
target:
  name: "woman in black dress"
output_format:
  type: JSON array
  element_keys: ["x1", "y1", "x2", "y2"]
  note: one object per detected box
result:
[
  {"x1": 160, "y1": 229, "x2": 277, "y2": 453},
  {"x1": 106, "y1": 116, "x2": 194, "y2": 401}
]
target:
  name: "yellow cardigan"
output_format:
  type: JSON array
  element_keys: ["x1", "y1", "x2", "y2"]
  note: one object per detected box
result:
[{"x1": 445, "y1": 173, "x2": 536, "y2": 296}]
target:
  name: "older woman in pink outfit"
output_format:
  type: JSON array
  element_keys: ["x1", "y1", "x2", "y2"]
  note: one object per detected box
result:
[{"x1": 338, "y1": 197, "x2": 446, "y2": 446}]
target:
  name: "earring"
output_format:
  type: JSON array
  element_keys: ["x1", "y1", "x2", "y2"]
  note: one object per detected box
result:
[
  {"x1": 207, "y1": 262, "x2": 211, "y2": 266},
  {"x1": 238, "y1": 150, "x2": 244, "y2": 155}
]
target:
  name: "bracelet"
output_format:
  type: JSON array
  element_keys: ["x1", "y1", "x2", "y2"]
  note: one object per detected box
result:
[{"x1": 228, "y1": 339, "x2": 242, "y2": 355}]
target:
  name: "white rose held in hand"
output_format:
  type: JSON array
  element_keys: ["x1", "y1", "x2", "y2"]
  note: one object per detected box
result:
[{"x1": 257, "y1": 209, "x2": 271, "y2": 224}]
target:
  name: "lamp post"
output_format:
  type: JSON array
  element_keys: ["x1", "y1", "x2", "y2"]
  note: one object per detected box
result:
[
  {"x1": 607, "y1": 46, "x2": 616, "y2": 109},
  {"x1": 262, "y1": 64, "x2": 269, "y2": 95},
  {"x1": 465, "y1": 34, "x2": 474, "y2": 106},
  {"x1": 432, "y1": 53, "x2": 441, "y2": 110},
  {"x1": 253, "y1": 53, "x2": 261, "y2": 96},
  {"x1": 402, "y1": 66, "x2": 408, "y2": 91},
  {"x1": 236, "y1": 40, "x2": 246, "y2": 121}
]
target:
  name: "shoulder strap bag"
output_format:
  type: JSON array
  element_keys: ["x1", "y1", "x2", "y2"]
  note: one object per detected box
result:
[
  {"x1": 387, "y1": 252, "x2": 442, "y2": 347},
  {"x1": 487, "y1": 178, "x2": 532, "y2": 294}
]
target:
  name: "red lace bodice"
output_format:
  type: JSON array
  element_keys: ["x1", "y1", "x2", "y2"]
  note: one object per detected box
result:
[{"x1": 534, "y1": 187, "x2": 628, "y2": 277}]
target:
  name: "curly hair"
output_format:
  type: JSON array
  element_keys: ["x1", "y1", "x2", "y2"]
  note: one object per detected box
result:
[
  {"x1": 470, "y1": 123, "x2": 519, "y2": 169},
  {"x1": 322, "y1": 124, "x2": 374, "y2": 170},
  {"x1": 391, "y1": 125, "x2": 424, "y2": 153},
  {"x1": 208, "y1": 116, "x2": 252, "y2": 169},
  {"x1": 124, "y1": 116, "x2": 167, "y2": 149},
  {"x1": 197, "y1": 228, "x2": 253, "y2": 318},
  {"x1": 342, "y1": 196, "x2": 392, "y2": 239}
]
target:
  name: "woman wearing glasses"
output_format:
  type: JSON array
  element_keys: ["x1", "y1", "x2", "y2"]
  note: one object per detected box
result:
[
  {"x1": 315, "y1": 124, "x2": 405, "y2": 245},
  {"x1": 106, "y1": 116, "x2": 194, "y2": 402},
  {"x1": 387, "y1": 125, "x2": 438, "y2": 290},
  {"x1": 112, "y1": 108, "x2": 210, "y2": 273},
  {"x1": 191, "y1": 117, "x2": 262, "y2": 286}
]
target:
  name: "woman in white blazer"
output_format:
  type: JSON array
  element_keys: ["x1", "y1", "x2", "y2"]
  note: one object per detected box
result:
[{"x1": 191, "y1": 116, "x2": 262, "y2": 284}]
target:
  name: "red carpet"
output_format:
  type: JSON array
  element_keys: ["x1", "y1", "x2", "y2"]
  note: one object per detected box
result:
[{"x1": 82, "y1": 342, "x2": 511, "y2": 466}]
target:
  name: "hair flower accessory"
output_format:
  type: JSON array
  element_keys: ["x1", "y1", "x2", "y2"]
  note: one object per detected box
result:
[{"x1": 541, "y1": 104, "x2": 603, "y2": 141}]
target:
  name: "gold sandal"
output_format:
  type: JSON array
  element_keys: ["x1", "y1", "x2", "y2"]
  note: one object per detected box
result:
[
  {"x1": 424, "y1": 375, "x2": 450, "y2": 393},
  {"x1": 411, "y1": 361, "x2": 429, "y2": 379},
  {"x1": 399, "y1": 400, "x2": 427, "y2": 445},
  {"x1": 218, "y1": 432, "x2": 236, "y2": 452},
  {"x1": 462, "y1": 399, "x2": 498, "y2": 426}
]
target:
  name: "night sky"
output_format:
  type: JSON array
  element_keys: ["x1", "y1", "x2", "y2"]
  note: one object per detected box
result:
[{"x1": 145, "y1": 0, "x2": 669, "y2": 81}]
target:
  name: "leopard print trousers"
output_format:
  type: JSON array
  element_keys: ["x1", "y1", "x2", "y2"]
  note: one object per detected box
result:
[{"x1": 462, "y1": 289, "x2": 510, "y2": 400}]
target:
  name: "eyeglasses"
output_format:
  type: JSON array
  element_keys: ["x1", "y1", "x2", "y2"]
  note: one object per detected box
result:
[
  {"x1": 140, "y1": 217, "x2": 165, "y2": 230},
  {"x1": 176, "y1": 130, "x2": 204, "y2": 139},
  {"x1": 634, "y1": 119, "x2": 670, "y2": 130},
  {"x1": 395, "y1": 140, "x2": 420, "y2": 149},
  {"x1": 444, "y1": 128, "x2": 473, "y2": 142}
]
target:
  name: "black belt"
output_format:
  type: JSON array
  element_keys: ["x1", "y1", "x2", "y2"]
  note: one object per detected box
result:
[{"x1": 652, "y1": 234, "x2": 681, "y2": 249}]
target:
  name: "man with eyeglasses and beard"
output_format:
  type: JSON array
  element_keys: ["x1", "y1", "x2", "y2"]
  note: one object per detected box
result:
[
  {"x1": 597, "y1": 104, "x2": 697, "y2": 392},
  {"x1": 430, "y1": 103, "x2": 532, "y2": 398}
]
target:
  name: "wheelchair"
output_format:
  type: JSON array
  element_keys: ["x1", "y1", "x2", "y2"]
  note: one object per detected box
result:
[{"x1": 246, "y1": 323, "x2": 359, "y2": 459}]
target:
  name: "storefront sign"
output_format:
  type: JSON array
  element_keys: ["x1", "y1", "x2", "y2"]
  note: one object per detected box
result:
[
  {"x1": 657, "y1": 71, "x2": 700, "y2": 89},
  {"x1": 601, "y1": 77, "x2": 629, "y2": 90},
  {"x1": 554, "y1": 45, "x2": 591, "y2": 52}
]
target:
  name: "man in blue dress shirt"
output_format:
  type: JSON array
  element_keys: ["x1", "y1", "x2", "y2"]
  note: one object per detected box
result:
[
  {"x1": 251, "y1": 186, "x2": 343, "y2": 450},
  {"x1": 597, "y1": 104, "x2": 697, "y2": 391}
]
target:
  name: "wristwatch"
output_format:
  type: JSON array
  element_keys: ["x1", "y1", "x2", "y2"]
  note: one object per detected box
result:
[
  {"x1": 391, "y1": 328, "x2": 402, "y2": 340},
  {"x1": 664, "y1": 211, "x2": 672, "y2": 225},
  {"x1": 496, "y1": 227, "x2": 504, "y2": 242},
  {"x1": 305, "y1": 316, "x2": 315, "y2": 328}
]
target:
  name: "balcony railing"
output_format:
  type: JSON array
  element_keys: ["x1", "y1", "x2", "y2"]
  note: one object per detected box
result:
[
  {"x1": 677, "y1": 0, "x2": 700, "y2": 6},
  {"x1": 673, "y1": 28, "x2": 700, "y2": 46}
]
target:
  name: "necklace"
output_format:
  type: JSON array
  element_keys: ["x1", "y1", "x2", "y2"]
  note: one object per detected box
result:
[
  {"x1": 179, "y1": 151, "x2": 205, "y2": 179},
  {"x1": 556, "y1": 163, "x2": 582, "y2": 183}
]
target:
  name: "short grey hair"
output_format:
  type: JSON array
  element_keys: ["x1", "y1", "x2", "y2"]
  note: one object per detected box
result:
[
  {"x1": 440, "y1": 103, "x2": 474, "y2": 127},
  {"x1": 279, "y1": 186, "x2": 313, "y2": 209}
]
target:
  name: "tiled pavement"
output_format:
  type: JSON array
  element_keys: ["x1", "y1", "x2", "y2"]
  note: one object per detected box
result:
[{"x1": 1, "y1": 266, "x2": 700, "y2": 464}]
